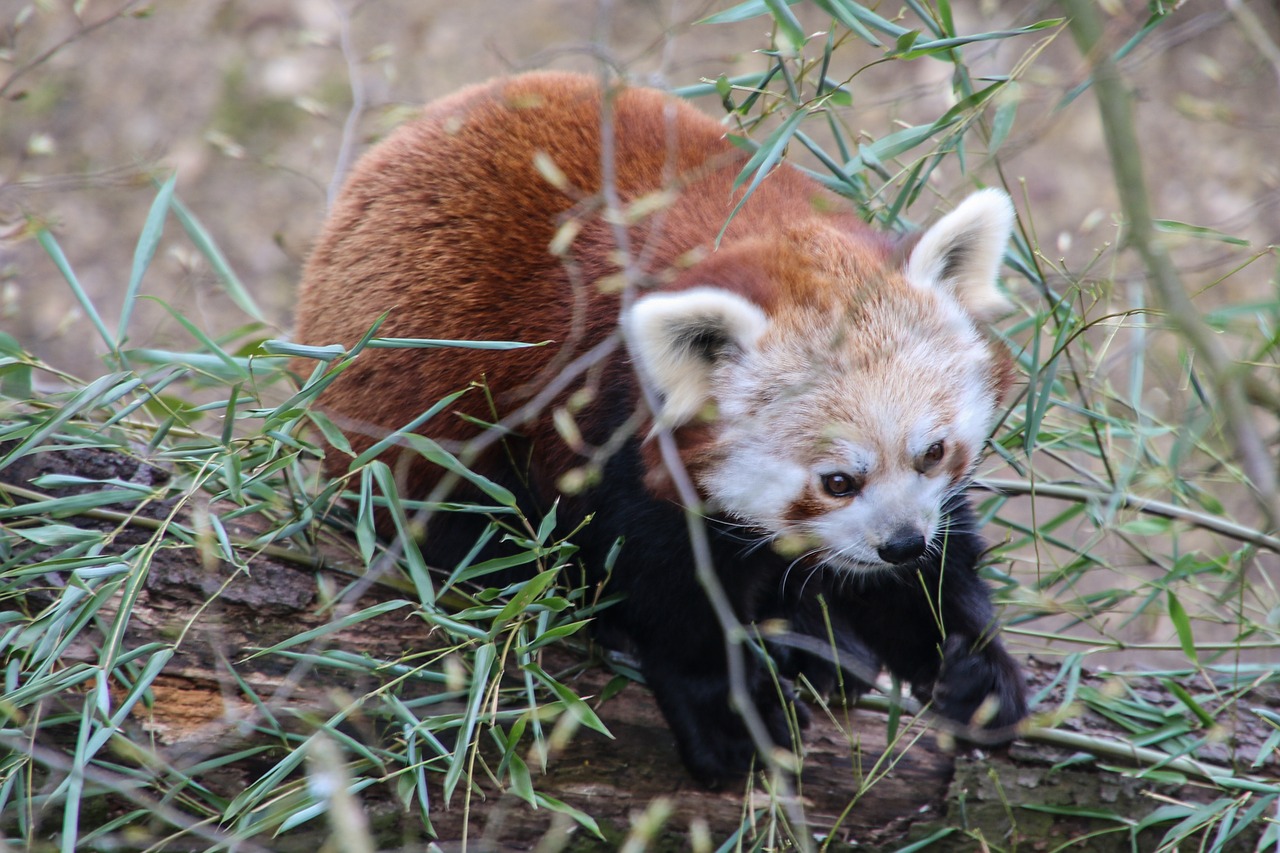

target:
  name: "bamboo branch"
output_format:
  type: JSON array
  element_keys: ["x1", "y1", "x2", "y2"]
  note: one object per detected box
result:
[
  {"x1": 1060, "y1": 0, "x2": 1278, "y2": 529},
  {"x1": 976, "y1": 478, "x2": 1280, "y2": 553}
]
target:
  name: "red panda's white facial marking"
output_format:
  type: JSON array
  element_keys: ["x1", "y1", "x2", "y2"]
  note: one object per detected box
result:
[{"x1": 624, "y1": 190, "x2": 1016, "y2": 573}]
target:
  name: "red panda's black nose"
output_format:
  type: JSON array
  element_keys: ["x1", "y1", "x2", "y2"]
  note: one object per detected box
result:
[{"x1": 878, "y1": 529, "x2": 927, "y2": 565}]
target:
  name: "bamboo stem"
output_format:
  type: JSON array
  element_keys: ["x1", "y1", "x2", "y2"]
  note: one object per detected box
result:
[{"x1": 1059, "y1": 0, "x2": 1278, "y2": 529}]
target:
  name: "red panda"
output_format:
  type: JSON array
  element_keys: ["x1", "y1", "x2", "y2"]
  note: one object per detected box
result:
[{"x1": 294, "y1": 71, "x2": 1026, "y2": 787}]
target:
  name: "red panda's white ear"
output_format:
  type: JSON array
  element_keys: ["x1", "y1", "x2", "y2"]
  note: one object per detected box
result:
[
  {"x1": 905, "y1": 188, "x2": 1015, "y2": 323},
  {"x1": 623, "y1": 287, "x2": 769, "y2": 427}
]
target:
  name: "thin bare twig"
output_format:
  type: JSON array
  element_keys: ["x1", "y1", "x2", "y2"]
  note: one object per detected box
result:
[
  {"x1": 1224, "y1": 0, "x2": 1280, "y2": 103},
  {"x1": 0, "y1": 731, "x2": 273, "y2": 853},
  {"x1": 1060, "y1": 0, "x2": 1279, "y2": 530},
  {"x1": 976, "y1": 478, "x2": 1280, "y2": 553},
  {"x1": 326, "y1": 0, "x2": 367, "y2": 209},
  {"x1": 0, "y1": 1, "x2": 148, "y2": 99}
]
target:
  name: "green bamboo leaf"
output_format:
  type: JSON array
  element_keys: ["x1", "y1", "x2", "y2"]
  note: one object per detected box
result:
[
  {"x1": 720, "y1": 108, "x2": 808, "y2": 244},
  {"x1": 0, "y1": 489, "x2": 145, "y2": 518},
  {"x1": 367, "y1": 336, "x2": 541, "y2": 351},
  {"x1": 308, "y1": 410, "x2": 353, "y2": 457},
  {"x1": 697, "y1": 0, "x2": 796, "y2": 25},
  {"x1": 443, "y1": 643, "x2": 495, "y2": 802},
  {"x1": 808, "y1": 0, "x2": 878, "y2": 44},
  {"x1": 852, "y1": 122, "x2": 937, "y2": 171},
  {"x1": 119, "y1": 173, "x2": 177, "y2": 345},
  {"x1": 106, "y1": 648, "x2": 173, "y2": 728},
  {"x1": 1165, "y1": 590, "x2": 1198, "y2": 663},
  {"x1": 36, "y1": 228, "x2": 115, "y2": 356},
  {"x1": 150, "y1": 298, "x2": 250, "y2": 380},
  {"x1": 894, "y1": 828, "x2": 957, "y2": 853},
  {"x1": 349, "y1": 388, "x2": 468, "y2": 470},
  {"x1": 1019, "y1": 803, "x2": 1131, "y2": 823},
  {"x1": 1154, "y1": 219, "x2": 1250, "y2": 246},
  {"x1": 989, "y1": 85, "x2": 1020, "y2": 153},
  {"x1": 451, "y1": 549, "x2": 544, "y2": 586},
  {"x1": 698, "y1": 0, "x2": 906, "y2": 40},
  {"x1": 245, "y1": 599, "x2": 413, "y2": 659},
  {"x1": 1209, "y1": 777, "x2": 1280, "y2": 795},
  {"x1": 371, "y1": 461, "x2": 434, "y2": 606},
  {"x1": 891, "y1": 18, "x2": 1063, "y2": 59},
  {"x1": 936, "y1": 0, "x2": 955, "y2": 34},
  {"x1": 506, "y1": 751, "x2": 535, "y2": 805},
  {"x1": 401, "y1": 433, "x2": 516, "y2": 508},
  {"x1": 0, "y1": 372, "x2": 131, "y2": 468},
  {"x1": 276, "y1": 777, "x2": 378, "y2": 833},
  {"x1": 673, "y1": 72, "x2": 771, "y2": 100},
  {"x1": 525, "y1": 662, "x2": 611, "y2": 736},
  {"x1": 516, "y1": 619, "x2": 592, "y2": 654},
  {"x1": 762, "y1": 0, "x2": 806, "y2": 53},
  {"x1": 226, "y1": 738, "x2": 313, "y2": 819},
  {"x1": 0, "y1": 362, "x2": 33, "y2": 400},
  {"x1": 356, "y1": 466, "x2": 377, "y2": 565},
  {"x1": 125, "y1": 348, "x2": 256, "y2": 380},
  {"x1": 493, "y1": 569, "x2": 561, "y2": 627},
  {"x1": 1118, "y1": 516, "x2": 1172, "y2": 536},
  {"x1": 261, "y1": 339, "x2": 348, "y2": 361},
  {"x1": 831, "y1": 0, "x2": 908, "y2": 37},
  {"x1": 533, "y1": 791, "x2": 604, "y2": 839},
  {"x1": 1161, "y1": 678, "x2": 1216, "y2": 728},
  {"x1": 170, "y1": 194, "x2": 266, "y2": 322},
  {"x1": 10, "y1": 524, "x2": 104, "y2": 546},
  {"x1": 1135, "y1": 804, "x2": 1196, "y2": 832}
]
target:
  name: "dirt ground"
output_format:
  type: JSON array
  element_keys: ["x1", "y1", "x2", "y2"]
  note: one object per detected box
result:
[
  {"x1": 3, "y1": 0, "x2": 1277, "y2": 379},
  {"x1": 2, "y1": 1, "x2": 1278, "y2": 662}
]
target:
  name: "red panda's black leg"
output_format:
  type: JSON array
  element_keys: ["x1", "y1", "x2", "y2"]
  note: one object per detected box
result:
[
  {"x1": 828, "y1": 496, "x2": 1027, "y2": 738},
  {"x1": 586, "y1": 444, "x2": 804, "y2": 786},
  {"x1": 638, "y1": 640, "x2": 799, "y2": 789}
]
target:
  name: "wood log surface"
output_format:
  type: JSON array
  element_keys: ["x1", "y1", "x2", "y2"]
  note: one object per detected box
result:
[{"x1": 4, "y1": 446, "x2": 1276, "y2": 851}]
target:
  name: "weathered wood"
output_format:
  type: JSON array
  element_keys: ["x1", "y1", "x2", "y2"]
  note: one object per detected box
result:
[{"x1": 4, "y1": 447, "x2": 1276, "y2": 851}]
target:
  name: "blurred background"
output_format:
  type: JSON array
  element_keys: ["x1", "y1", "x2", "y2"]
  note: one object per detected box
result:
[
  {"x1": 2, "y1": 0, "x2": 1276, "y2": 379},
  {"x1": 1, "y1": 0, "x2": 1278, "y2": 667}
]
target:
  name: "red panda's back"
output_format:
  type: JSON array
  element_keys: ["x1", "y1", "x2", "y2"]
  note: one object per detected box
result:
[{"x1": 294, "y1": 73, "x2": 739, "y2": 484}]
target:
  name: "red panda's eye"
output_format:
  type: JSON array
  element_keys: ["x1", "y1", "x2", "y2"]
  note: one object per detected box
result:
[
  {"x1": 919, "y1": 441, "x2": 946, "y2": 471},
  {"x1": 822, "y1": 472, "x2": 862, "y2": 498}
]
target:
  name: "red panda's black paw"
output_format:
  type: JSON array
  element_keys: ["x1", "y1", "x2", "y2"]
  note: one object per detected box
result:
[
  {"x1": 654, "y1": 670, "x2": 805, "y2": 788},
  {"x1": 931, "y1": 633, "x2": 1027, "y2": 742}
]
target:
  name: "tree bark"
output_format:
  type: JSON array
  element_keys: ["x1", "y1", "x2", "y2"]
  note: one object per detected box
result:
[{"x1": 3, "y1": 447, "x2": 1274, "y2": 852}]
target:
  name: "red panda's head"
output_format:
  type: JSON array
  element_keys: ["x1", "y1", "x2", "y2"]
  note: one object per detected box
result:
[{"x1": 624, "y1": 189, "x2": 1016, "y2": 570}]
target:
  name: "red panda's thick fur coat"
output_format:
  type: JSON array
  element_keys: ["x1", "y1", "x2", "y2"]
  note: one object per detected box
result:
[
  {"x1": 295, "y1": 71, "x2": 1026, "y2": 786},
  {"x1": 297, "y1": 73, "x2": 906, "y2": 492}
]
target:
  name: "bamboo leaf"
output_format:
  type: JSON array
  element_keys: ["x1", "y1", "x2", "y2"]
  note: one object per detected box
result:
[
  {"x1": 118, "y1": 173, "x2": 177, "y2": 345},
  {"x1": 0, "y1": 372, "x2": 132, "y2": 468},
  {"x1": 170, "y1": 194, "x2": 266, "y2": 322},
  {"x1": 367, "y1": 336, "x2": 542, "y2": 351},
  {"x1": 36, "y1": 228, "x2": 115, "y2": 356},
  {"x1": 762, "y1": 0, "x2": 806, "y2": 53},
  {"x1": 401, "y1": 433, "x2": 517, "y2": 508},
  {"x1": 372, "y1": 462, "x2": 435, "y2": 606},
  {"x1": 443, "y1": 643, "x2": 495, "y2": 802},
  {"x1": 720, "y1": 108, "x2": 808, "y2": 244},
  {"x1": 244, "y1": 600, "x2": 413, "y2": 659},
  {"x1": 1154, "y1": 219, "x2": 1250, "y2": 246},
  {"x1": 890, "y1": 18, "x2": 1063, "y2": 59},
  {"x1": 1165, "y1": 590, "x2": 1198, "y2": 663}
]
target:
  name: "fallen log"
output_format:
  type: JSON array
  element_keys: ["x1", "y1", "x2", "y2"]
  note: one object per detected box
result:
[{"x1": 2, "y1": 445, "x2": 1275, "y2": 851}]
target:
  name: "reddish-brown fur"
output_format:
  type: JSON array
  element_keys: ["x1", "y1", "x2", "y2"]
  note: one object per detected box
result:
[
  {"x1": 293, "y1": 71, "x2": 896, "y2": 495},
  {"x1": 294, "y1": 72, "x2": 1027, "y2": 787}
]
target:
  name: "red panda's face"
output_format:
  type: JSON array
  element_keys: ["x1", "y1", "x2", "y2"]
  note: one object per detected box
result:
[
  {"x1": 700, "y1": 293, "x2": 1006, "y2": 569},
  {"x1": 625, "y1": 190, "x2": 1016, "y2": 571}
]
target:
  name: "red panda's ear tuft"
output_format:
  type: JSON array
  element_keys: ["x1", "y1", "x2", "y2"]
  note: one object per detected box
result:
[
  {"x1": 623, "y1": 287, "x2": 769, "y2": 428},
  {"x1": 905, "y1": 189, "x2": 1016, "y2": 324}
]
